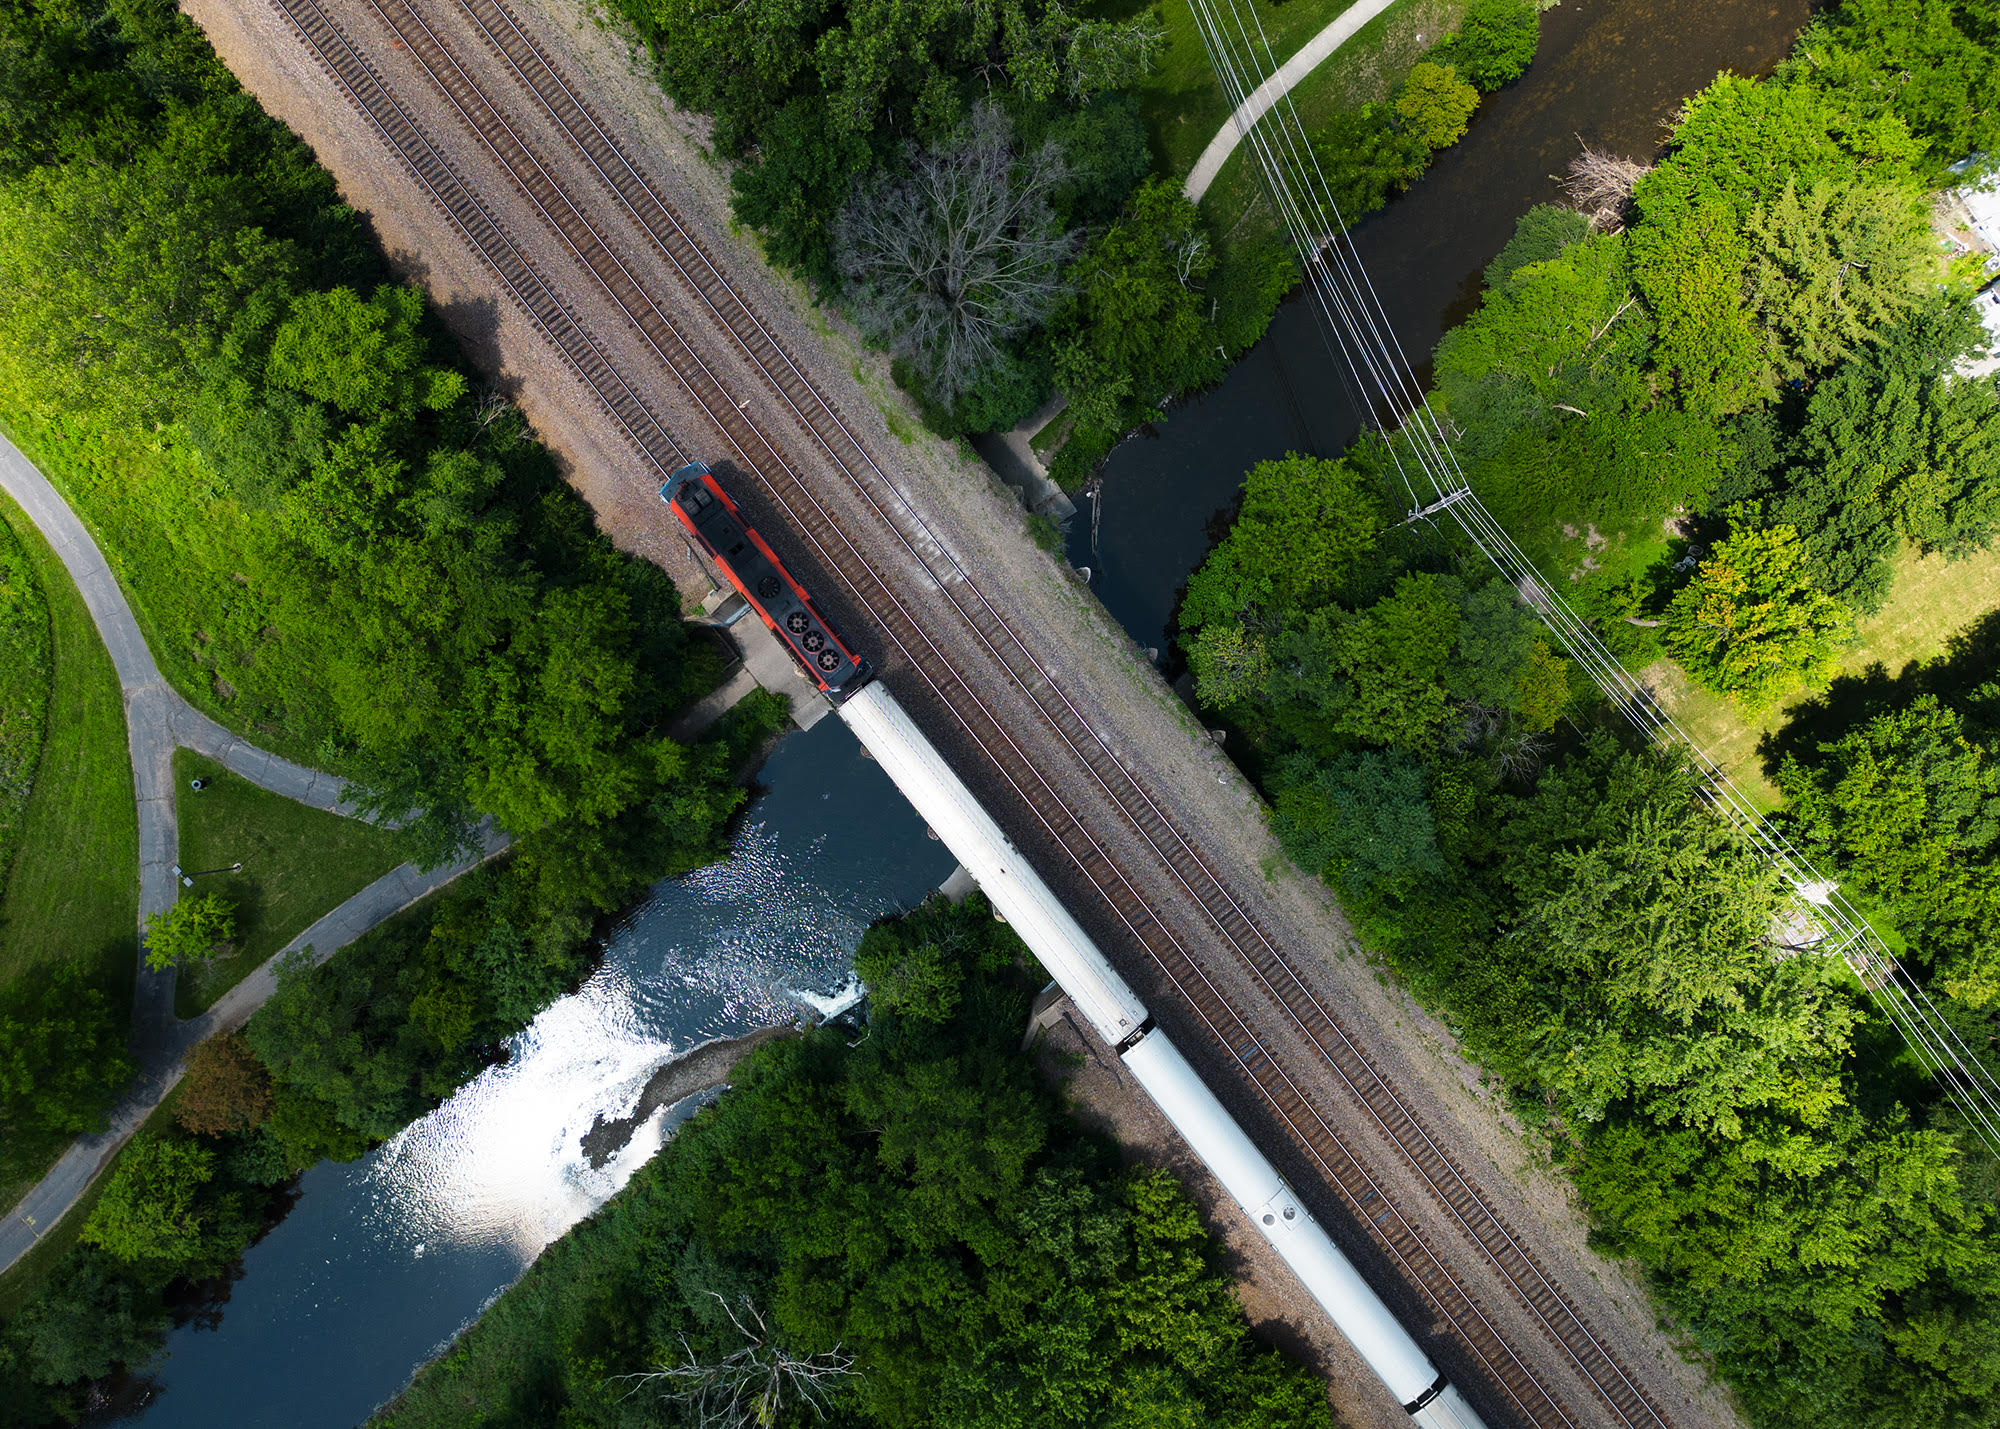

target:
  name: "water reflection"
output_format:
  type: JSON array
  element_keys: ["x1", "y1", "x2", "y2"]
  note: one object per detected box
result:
[{"x1": 117, "y1": 715, "x2": 955, "y2": 1428}]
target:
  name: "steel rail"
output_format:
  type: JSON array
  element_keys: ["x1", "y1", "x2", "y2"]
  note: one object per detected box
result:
[
  {"x1": 272, "y1": 14, "x2": 1552, "y2": 1421},
  {"x1": 272, "y1": 0, "x2": 1664, "y2": 1420},
  {"x1": 435, "y1": 8, "x2": 1670, "y2": 1425}
]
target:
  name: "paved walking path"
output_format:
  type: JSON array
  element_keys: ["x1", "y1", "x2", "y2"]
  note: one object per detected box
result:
[
  {"x1": 1183, "y1": 0, "x2": 1401, "y2": 203},
  {"x1": 0, "y1": 431, "x2": 509, "y2": 1277}
]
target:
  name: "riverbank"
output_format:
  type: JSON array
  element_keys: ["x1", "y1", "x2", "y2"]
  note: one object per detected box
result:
[{"x1": 1075, "y1": 0, "x2": 1813, "y2": 656}]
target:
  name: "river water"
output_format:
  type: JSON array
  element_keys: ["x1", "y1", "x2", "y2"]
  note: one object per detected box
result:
[
  {"x1": 1068, "y1": 0, "x2": 1809, "y2": 657},
  {"x1": 113, "y1": 716, "x2": 955, "y2": 1428},
  {"x1": 102, "y1": 5, "x2": 1814, "y2": 1421}
]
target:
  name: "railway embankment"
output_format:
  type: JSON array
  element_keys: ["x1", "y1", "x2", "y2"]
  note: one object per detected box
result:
[{"x1": 174, "y1": 1, "x2": 1741, "y2": 1424}]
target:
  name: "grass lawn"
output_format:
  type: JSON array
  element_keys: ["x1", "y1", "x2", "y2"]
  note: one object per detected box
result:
[
  {"x1": 0, "y1": 407, "x2": 339, "y2": 774},
  {"x1": 1646, "y1": 544, "x2": 2000, "y2": 809},
  {"x1": 1199, "y1": 0, "x2": 1470, "y2": 249},
  {"x1": 170, "y1": 750, "x2": 409, "y2": 1019},
  {"x1": 0, "y1": 489, "x2": 138, "y2": 1216},
  {"x1": 1120, "y1": 0, "x2": 1385, "y2": 179}
]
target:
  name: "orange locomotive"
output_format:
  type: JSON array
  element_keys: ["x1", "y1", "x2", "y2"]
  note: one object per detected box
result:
[{"x1": 662, "y1": 464, "x2": 871, "y2": 697}]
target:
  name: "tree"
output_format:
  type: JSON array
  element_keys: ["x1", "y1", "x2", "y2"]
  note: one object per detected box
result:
[
  {"x1": 1754, "y1": 292, "x2": 2000, "y2": 610},
  {"x1": 1186, "y1": 623, "x2": 1270, "y2": 708},
  {"x1": 1743, "y1": 177, "x2": 1931, "y2": 381},
  {"x1": 617, "y1": 1295, "x2": 857, "y2": 1429},
  {"x1": 1394, "y1": 62, "x2": 1479, "y2": 151},
  {"x1": 267, "y1": 284, "x2": 463, "y2": 416},
  {"x1": 9, "y1": 1248, "x2": 169, "y2": 1386},
  {"x1": 1272, "y1": 751, "x2": 1444, "y2": 898},
  {"x1": 142, "y1": 892, "x2": 236, "y2": 971},
  {"x1": 1627, "y1": 72, "x2": 1924, "y2": 413},
  {"x1": 0, "y1": 967, "x2": 134, "y2": 1137},
  {"x1": 175, "y1": 1030, "x2": 276, "y2": 1137},
  {"x1": 1664, "y1": 516, "x2": 1849, "y2": 710},
  {"x1": 1326, "y1": 573, "x2": 1463, "y2": 748},
  {"x1": 80, "y1": 1135, "x2": 219, "y2": 1269},
  {"x1": 0, "y1": 109, "x2": 296, "y2": 417},
  {"x1": 1435, "y1": 0, "x2": 1539, "y2": 91},
  {"x1": 1780, "y1": 695, "x2": 2000, "y2": 1006},
  {"x1": 1562, "y1": 144, "x2": 1650, "y2": 231},
  {"x1": 856, "y1": 917, "x2": 966, "y2": 1023},
  {"x1": 1310, "y1": 104, "x2": 1430, "y2": 223},
  {"x1": 1179, "y1": 454, "x2": 1381, "y2": 629},
  {"x1": 1483, "y1": 203, "x2": 1591, "y2": 290},
  {"x1": 834, "y1": 103, "x2": 1072, "y2": 416},
  {"x1": 1053, "y1": 178, "x2": 1222, "y2": 465},
  {"x1": 1787, "y1": 0, "x2": 2000, "y2": 180},
  {"x1": 1503, "y1": 752, "x2": 1859, "y2": 1134}
]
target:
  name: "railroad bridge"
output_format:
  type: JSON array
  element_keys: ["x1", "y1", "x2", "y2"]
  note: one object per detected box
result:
[{"x1": 208, "y1": 1, "x2": 1713, "y2": 1424}]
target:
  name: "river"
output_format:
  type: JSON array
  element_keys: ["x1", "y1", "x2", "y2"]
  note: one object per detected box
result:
[
  {"x1": 111, "y1": 715, "x2": 955, "y2": 1428},
  {"x1": 1068, "y1": 0, "x2": 1809, "y2": 658},
  {"x1": 103, "y1": 3, "x2": 1814, "y2": 1421}
]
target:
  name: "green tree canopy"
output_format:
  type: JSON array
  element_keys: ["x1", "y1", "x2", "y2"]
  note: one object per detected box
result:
[
  {"x1": 81, "y1": 1136, "x2": 218, "y2": 1269},
  {"x1": 1395, "y1": 61, "x2": 1480, "y2": 150},
  {"x1": 1786, "y1": 0, "x2": 2000, "y2": 180},
  {"x1": 0, "y1": 966, "x2": 134, "y2": 1137},
  {"x1": 141, "y1": 892, "x2": 235, "y2": 972},
  {"x1": 1179, "y1": 454, "x2": 1382, "y2": 630},
  {"x1": 1435, "y1": 0, "x2": 1540, "y2": 92},
  {"x1": 1053, "y1": 178, "x2": 1221, "y2": 461},
  {"x1": 1665, "y1": 515, "x2": 1851, "y2": 710},
  {"x1": 1780, "y1": 694, "x2": 2000, "y2": 1006}
]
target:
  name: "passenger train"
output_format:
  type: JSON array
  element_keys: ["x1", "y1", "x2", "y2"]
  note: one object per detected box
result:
[{"x1": 661, "y1": 467, "x2": 1489, "y2": 1429}]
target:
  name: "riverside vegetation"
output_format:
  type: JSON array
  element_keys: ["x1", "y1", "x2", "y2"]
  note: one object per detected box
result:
[
  {"x1": 0, "y1": 1, "x2": 786, "y2": 1420},
  {"x1": 607, "y1": 0, "x2": 1548, "y2": 481},
  {"x1": 1176, "y1": 4, "x2": 2000, "y2": 1426},
  {"x1": 376, "y1": 895, "x2": 1334, "y2": 1429}
]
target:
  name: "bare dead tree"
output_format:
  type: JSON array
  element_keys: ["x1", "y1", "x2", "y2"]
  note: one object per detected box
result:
[
  {"x1": 833, "y1": 103, "x2": 1076, "y2": 406},
  {"x1": 611, "y1": 1295, "x2": 856, "y2": 1429},
  {"x1": 1563, "y1": 141, "x2": 1651, "y2": 232}
]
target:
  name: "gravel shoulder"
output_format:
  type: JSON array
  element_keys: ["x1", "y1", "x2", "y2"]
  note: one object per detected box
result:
[{"x1": 182, "y1": 4, "x2": 1744, "y2": 1425}]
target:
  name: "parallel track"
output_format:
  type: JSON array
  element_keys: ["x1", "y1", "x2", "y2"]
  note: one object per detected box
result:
[{"x1": 267, "y1": 2, "x2": 1672, "y2": 1424}]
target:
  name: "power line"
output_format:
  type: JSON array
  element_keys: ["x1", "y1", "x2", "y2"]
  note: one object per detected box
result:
[{"x1": 1181, "y1": 0, "x2": 2000, "y2": 1154}]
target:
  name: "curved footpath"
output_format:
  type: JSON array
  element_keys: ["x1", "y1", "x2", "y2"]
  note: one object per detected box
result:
[
  {"x1": 0, "y1": 431, "x2": 507, "y2": 1277},
  {"x1": 1183, "y1": 0, "x2": 1400, "y2": 203}
]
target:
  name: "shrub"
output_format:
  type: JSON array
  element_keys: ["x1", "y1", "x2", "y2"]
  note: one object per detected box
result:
[{"x1": 141, "y1": 893, "x2": 235, "y2": 972}]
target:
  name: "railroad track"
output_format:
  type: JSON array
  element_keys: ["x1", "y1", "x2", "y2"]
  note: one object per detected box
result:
[{"x1": 266, "y1": 2, "x2": 1672, "y2": 1424}]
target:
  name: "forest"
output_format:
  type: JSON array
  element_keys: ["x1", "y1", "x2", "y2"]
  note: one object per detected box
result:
[
  {"x1": 606, "y1": 0, "x2": 1546, "y2": 478},
  {"x1": 1176, "y1": 3, "x2": 2000, "y2": 1426},
  {"x1": 0, "y1": 0, "x2": 784, "y2": 1419},
  {"x1": 375, "y1": 895, "x2": 1333, "y2": 1429}
]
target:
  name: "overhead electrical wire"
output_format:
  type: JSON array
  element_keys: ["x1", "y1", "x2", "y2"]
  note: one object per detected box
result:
[{"x1": 1179, "y1": 0, "x2": 2000, "y2": 1154}]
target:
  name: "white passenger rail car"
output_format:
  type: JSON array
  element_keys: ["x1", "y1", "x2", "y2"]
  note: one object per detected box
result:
[{"x1": 840, "y1": 681, "x2": 1487, "y2": 1429}]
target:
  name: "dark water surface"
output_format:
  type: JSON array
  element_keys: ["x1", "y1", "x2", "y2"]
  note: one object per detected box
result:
[
  {"x1": 1069, "y1": 0, "x2": 1810, "y2": 655},
  {"x1": 114, "y1": 716, "x2": 955, "y2": 1429}
]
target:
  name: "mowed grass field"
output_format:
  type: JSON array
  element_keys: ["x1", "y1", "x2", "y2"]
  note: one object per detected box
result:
[
  {"x1": 171, "y1": 750, "x2": 408, "y2": 1018},
  {"x1": 1648, "y1": 543, "x2": 2000, "y2": 808},
  {"x1": 0, "y1": 488, "x2": 137, "y2": 1215}
]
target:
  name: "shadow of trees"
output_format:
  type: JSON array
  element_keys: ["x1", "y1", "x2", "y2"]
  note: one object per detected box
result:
[{"x1": 1758, "y1": 606, "x2": 2000, "y2": 778}]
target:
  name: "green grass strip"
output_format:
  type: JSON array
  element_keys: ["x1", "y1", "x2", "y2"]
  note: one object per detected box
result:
[{"x1": 0, "y1": 488, "x2": 137, "y2": 1215}]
